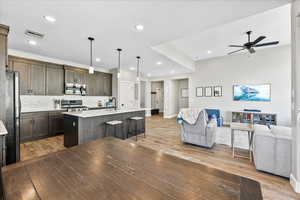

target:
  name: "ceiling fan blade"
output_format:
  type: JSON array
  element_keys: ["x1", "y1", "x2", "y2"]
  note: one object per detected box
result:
[
  {"x1": 228, "y1": 48, "x2": 245, "y2": 55},
  {"x1": 229, "y1": 45, "x2": 244, "y2": 48},
  {"x1": 253, "y1": 36, "x2": 266, "y2": 45},
  {"x1": 255, "y1": 41, "x2": 279, "y2": 47}
]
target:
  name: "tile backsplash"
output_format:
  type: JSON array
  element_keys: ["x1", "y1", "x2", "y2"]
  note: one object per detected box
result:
[{"x1": 21, "y1": 95, "x2": 110, "y2": 112}]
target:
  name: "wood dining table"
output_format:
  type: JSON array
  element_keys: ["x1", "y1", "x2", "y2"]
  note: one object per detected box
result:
[{"x1": 1, "y1": 137, "x2": 263, "y2": 200}]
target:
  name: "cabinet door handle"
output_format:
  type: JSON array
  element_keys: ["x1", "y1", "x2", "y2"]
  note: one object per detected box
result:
[{"x1": 72, "y1": 122, "x2": 76, "y2": 127}]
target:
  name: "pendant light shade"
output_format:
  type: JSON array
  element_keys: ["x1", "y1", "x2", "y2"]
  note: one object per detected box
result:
[
  {"x1": 117, "y1": 48, "x2": 122, "y2": 79},
  {"x1": 88, "y1": 37, "x2": 95, "y2": 74},
  {"x1": 136, "y1": 56, "x2": 141, "y2": 81}
]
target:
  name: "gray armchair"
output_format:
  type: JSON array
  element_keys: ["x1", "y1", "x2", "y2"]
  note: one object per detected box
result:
[
  {"x1": 180, "y1": 110, "x2": 217, "y2": 148},
  {"x1": 253, "y1": 125, "x2": 291, "y2": 178}
]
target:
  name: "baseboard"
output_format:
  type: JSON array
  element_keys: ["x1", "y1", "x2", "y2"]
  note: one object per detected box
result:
[
  {"x1": 290, "y1": 174, "x2": 300, "y2": 193},
  {"x1": 164, "y1": 114, "x2": 177, "y2": 119}
]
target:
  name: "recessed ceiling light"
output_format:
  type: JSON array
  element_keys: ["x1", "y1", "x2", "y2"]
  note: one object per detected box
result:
[
  {"x1": 95, "y1": 58, "x2": 101, "y2": 62},
  {"x1": 129, "y1": 67, "x2": 136, "y2": 71},
  {"x1": 207, "y1": 50, "x2": 212, "y2": 54},
  {"x1": 28, "y1": 40, "x2": 37, "y2": 46},
  {"x1": 43, "y1": 16, "x2": 56, "y2": 23},
  {"x1": 135, "y1": 24, "x2": 144, "y2": 31},
  {"x1": 156, "y1": 61, "x2": 162, "y2": 65},
  {"x1": 147, "y1": 73, "x2": 151, "y2": 77}
]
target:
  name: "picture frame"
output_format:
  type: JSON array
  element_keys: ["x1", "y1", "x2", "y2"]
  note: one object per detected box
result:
[
  {"x1": 196, "y1": 87, "x2": 203, "y2": 97},
  {"x1": 213, "y1": 86, "x2": 222, "y2": 97},
  {"x1": 181, "y1": 88, "x2": 188, "y2": 98},
  {"x1": 205, "y1": 87, "x2": 212, "y2": 97}
]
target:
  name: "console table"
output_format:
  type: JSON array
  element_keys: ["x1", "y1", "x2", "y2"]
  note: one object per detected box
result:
[{"x1": 230, "y1": 122, "x2": 254, "y2": 162}]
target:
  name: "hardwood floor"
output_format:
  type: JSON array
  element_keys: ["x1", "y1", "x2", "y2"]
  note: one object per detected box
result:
[
  {"x1": 4, "y1": 137, "x2": 263, "y2": 200},
  {"x1": 127, "y1": 115, "x2": 300, "y2": 200},
  {"x1": 20, "y1": 115, "x2": 300, "y2": 199},
  {"x1": 20, "y1": 135, "x2": 65, "y2": 161}
]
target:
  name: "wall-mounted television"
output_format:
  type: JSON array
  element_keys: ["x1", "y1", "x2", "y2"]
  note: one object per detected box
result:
[{"x1": 233, "y1": 84, "x2": 271, "y2": 102}]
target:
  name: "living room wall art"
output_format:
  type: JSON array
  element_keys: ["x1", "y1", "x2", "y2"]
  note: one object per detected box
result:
[
  {"x1": 204, "y1": 87, "x2": 212, "y2": 97},
  {"x1": 233, "y1": 84, "x2": 271, "y2": 101},
  {"x1": 196, "y1": 87, "x2": 203, "y2": 97},
  {"x1": 213, "y1": 86, "x2": 222, "y2": 97}
]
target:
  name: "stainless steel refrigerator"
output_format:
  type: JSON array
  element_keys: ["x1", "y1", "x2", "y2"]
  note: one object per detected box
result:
[{"x1": 5, "y1": 71, "x2": 20, "y2": 165}]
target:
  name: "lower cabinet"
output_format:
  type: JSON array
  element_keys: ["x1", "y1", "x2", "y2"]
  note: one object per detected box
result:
[
  {"x1": 20, "y1": 111, "x2": 64, "y2": 143},
  {"x1": 49, "y1": 112, "x2": 64, "y2": 136}
]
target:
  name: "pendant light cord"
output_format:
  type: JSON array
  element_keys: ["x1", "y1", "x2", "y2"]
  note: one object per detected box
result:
[
  {"x1": 136, "y1": 56, "x2": 141, "y2": 78},
  {"x1": 117, "y1": 48, "x2": 122, "y2": 73}
]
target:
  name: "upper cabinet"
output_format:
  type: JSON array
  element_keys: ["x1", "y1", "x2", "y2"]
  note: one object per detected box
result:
[
  {"x1": 9, "y1": 56, "x2": 112, "y2": 97},
  {"x1": 85, "y1": 72, "x2": 112, "y2": 96},
  {"x1": 11, "y1": 60, "x2": 30, "y2": 95},
  {"x1": 103, "y1": 73, "x2": 112, "y2": 96},
  {"x1": 46, "y1": 64, "x2": 64, "y2": 96},
  {"x1": 64, "y1": 67, "x2": 87, "y2": 85},
  {"x1": 30, "y1": 63, "x2": 46, "y2": 95},
  {"x1": 10, "y1": 57, "x2": 46, "y2": 95}
]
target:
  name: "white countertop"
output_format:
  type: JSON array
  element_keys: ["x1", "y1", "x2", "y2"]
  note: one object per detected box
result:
[
  {"x1": 63, "y1": 108, "x2": 146, "y2": 118},
  {"x1": 21, "y1": 108, "x2": 67, "y2": 113},
  {"x1": 0, "y1": 121, "x2": 8, "y2": 136}
]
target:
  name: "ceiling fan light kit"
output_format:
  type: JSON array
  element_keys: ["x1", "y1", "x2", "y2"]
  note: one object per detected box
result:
[{"x1": 228, "y1": 31, "x2": 279, "y2": 55}]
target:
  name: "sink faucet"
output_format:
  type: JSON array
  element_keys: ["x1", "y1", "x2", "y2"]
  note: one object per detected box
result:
[{"x1": 111, "y1": 97, "x2": 117, "y2": 110}]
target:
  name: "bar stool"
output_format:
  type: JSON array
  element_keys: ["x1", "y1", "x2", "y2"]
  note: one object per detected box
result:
[
  {"x1": 128, "y1": 117, "x2": 145, "y2": 141},
  {"x1": 105, "y1": 120, "x2": 123, "y2": 138}
]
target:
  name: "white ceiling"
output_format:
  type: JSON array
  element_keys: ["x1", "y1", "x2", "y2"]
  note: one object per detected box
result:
[
  {"x1": 0, "y1": 0, "x2": 291, "y2": 77},
  {"x1": 162, "y1": 4, "x2": 291, "y2": 62}
]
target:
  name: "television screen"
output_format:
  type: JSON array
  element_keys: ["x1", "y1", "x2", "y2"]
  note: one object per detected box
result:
[{"x1": 233, "y1": 84, "x2": 271, "y2": 101}]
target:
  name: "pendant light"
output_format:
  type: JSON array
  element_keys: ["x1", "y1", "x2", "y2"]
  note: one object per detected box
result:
[
  {"x1": 136, "y1": 56, "x2": 141, "y2": 81},
  {"x1": 88, "y1": 37, "x2": 95, "y2": 74},
  {"x1": 116, "y1": 48, "x2": 122, "y2": 79}
]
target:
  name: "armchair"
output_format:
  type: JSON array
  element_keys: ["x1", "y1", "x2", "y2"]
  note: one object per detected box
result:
[{"x1": 180, "y1": 110, "x2": 217, "y2": 148}]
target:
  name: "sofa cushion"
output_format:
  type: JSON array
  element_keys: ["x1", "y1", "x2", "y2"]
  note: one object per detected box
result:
[
  {"x1": 254, "y1": 124, "x2": 272, "y2": 137},
  {"x1": 270, "y1": 125, "x2": 291, "y2": 140}
]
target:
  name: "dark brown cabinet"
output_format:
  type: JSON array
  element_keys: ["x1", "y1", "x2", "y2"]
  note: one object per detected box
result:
[
  {"x1": 85, "y1": 72, "x2": 112, "y2": 96},
  {"x1": 49, "y1": 112, "x2": 64, "y2": 136},
  {"x1": 20, "y1": 111, "x2": 64, "y2": 143},
  {"x1": 9, "y1": 56, "x2": 112, "y2": 97},
  {"x1": 46, "y1": 64, "x2": 64, "y2": 95},
  {"x1": 65, "y1": 68, "x2": 87, "y2": 85},
  {"x1": 20, "y1": 116, "x2": 33, "y2": 142},
  {"x1": 10, "y1": 57, "x2": 46, "y2": 95},
  {"x1": 103, "y1": 73, "x2": 112, "y2": 96},
  {"x1": 12, "y1": 60, "x2": 30, "y2": 95},
  {"x1": 20, "y1": 112, "x2": 49, "y2": 143},
  {"x1": 30, "y1": 63, "x2": 46, "y2": 95}
]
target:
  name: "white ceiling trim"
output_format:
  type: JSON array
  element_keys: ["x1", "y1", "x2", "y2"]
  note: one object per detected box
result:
[{"x1": 152, "y1": 43, "x2": 195, "y2": 71}]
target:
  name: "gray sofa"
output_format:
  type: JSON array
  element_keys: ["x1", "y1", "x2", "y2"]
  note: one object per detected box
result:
[
  {"x1": 253, "y1": 124, "x2": 292, "y2": 178},
  {"x1": 180, "y1": 110, "x2": 217, "y2": 148}
]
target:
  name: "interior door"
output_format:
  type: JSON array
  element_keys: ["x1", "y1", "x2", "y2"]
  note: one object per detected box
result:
[{"x1": 119, "y1": 81, "x2": 135, "y2": 109}]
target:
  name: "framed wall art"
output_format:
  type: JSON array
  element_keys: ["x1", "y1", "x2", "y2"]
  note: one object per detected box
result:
[
  {"x1": 204, "y1": 87, "x2": 212, "y2": 97},
  {"x1": 196, "y1": 87, "x2": 203, "y2": 97}
]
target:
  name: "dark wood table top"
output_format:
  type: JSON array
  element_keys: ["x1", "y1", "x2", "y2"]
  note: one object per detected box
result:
[{"x1": 2, "y1": 137, "x2": 263, "y2": 200}]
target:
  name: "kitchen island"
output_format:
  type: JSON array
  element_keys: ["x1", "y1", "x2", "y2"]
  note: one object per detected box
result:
[{"x1": 63, "y1": 109, "x2": 145, "y2": 147}]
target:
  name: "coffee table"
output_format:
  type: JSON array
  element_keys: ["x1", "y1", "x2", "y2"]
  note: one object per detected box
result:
[{"x1": 230, "y1": 122, "x2": 255, "y2": 162}]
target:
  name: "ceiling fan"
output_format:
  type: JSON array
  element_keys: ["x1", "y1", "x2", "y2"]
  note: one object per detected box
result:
[{"x1": 228, "y1": 31, "x2": 279, "y2": 55}]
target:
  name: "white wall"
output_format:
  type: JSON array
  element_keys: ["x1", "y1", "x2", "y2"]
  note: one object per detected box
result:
[
  {"x1": 178, "y1": 79, "x2": 189, "y2": 110},
  {"x1": 189, "y1": 45, "x2": 291, "y2": 126},
  {"x1": 291, "y1": 0, "x2": 300, "y2": 193}
]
